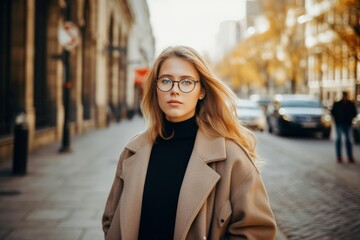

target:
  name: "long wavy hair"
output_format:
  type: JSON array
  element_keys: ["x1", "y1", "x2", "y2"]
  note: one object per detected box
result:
[{"x1": 141, "y1": 46, "x2": 257, "y2": 160}]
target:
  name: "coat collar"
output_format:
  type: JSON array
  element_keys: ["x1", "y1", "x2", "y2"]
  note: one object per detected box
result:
[
  {"x1": 120, "y1": 128, "x2": 226, "y2": 239},
  {"x1": 126, "y1": 128, "x2": 226, "y2": 163}
]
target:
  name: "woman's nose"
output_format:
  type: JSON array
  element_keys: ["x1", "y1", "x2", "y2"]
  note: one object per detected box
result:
[{"x1": 170, "y1": 82, "x2": 181, "y2": 93}]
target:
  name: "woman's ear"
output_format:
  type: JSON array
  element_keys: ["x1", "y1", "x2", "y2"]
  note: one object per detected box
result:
[{"x1": 199, "y1": 89, "x2": 206, "y2": 100}]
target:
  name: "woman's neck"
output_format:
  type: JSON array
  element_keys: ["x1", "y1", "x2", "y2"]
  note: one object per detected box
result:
[{"x1": 162, "y1": 116, "x2": 198, "y2": 140}]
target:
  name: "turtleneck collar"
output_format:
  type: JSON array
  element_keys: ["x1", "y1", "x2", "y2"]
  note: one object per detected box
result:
[{"x1": 162, "y1": 116, "x2": 198, "y2": 140}]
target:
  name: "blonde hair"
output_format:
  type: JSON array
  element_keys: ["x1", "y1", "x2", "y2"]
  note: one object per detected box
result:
[{"x1": 141, "y1": 46, "x2": 257, "y2": 160}]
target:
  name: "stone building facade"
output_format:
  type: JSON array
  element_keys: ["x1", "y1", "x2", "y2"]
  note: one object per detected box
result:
[
  {"x1": 0, "y1": 0, "x2": 154, "y2": 160},
  {"x1": 303, "y1": 0, "x2": 360, "y2": 106}
]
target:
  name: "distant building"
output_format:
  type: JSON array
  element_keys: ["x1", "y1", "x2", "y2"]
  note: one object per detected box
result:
[
  {"x1": 303, "y1": 0, "x2": 360, "y2": 106},
  {"x1": 239, "y1": 0, "x2": 262, "y2": 39},
  {"x1": 215, "y1": 0, "x2": 263, "y2": 62},
  {"x1": 0, "y1": 0, "x2": 154, "y2": 161},
  {"x1": 215, "y1": 20, "x2": 242, "y2": 62},
  {"x1": 127, "y1": 0, "x2": 155, "y2": 114}
]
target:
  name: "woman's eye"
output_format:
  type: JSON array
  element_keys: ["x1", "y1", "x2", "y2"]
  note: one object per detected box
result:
[
  {"x1": 161, "y1": 78, "x2": 172, "y2": 84},
  {"x1": 181, "y1": 79, "x2": 193, "y2": 85}
]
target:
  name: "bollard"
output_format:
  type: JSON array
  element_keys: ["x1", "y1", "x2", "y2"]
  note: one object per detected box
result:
[
  {"x1": 12, "y1": 112, "x2": 29, "y2": 175},
  {"x1": 127, "y1": 109, "x2": 135, "y2": 120}
]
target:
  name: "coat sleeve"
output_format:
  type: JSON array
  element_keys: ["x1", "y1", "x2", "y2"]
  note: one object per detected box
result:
[
  {"x1": 226, "y1": 160, "x2": 277, "y2": 239},
  {"x1": 102, "y1": 149, "x2": 128, "y2": 237}
]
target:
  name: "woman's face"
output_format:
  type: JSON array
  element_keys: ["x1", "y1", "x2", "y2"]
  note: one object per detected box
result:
[{"x1": 156, "y1": 57, "x2": 205, "y2": 122}]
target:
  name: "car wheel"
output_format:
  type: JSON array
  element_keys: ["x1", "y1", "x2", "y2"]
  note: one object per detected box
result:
[
  {"x1": 273, "y1": 125, "x2": 283, "y2": 136},
  {"x1": 268, "y1": 124, "x2": 273, "y2": 133},
  {"x1": 322, "y1": 130, "x2": 331, "y2": 139}
]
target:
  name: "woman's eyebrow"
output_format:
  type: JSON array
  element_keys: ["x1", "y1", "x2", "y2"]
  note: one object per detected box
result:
[
  {"x1": 158, "y1": 74, "x2": 173, "y2": 78},
  {"x1": 158, "y1": 74, "x2": 196, "y2": 79}
]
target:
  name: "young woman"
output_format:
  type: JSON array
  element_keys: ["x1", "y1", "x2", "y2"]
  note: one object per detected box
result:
[{"x1": 102, "y1": 46, "x2": 276, "y2": 240}]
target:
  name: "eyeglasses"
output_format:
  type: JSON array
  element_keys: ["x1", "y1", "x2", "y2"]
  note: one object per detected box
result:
[{"x1": 155, "y1": 77, "x2": 200, "y2": 93}]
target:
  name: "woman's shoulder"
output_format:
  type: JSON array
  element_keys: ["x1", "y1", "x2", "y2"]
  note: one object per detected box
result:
[
  {"x1": 196, "y1": 129, "x2": 255, "y2": 165},
  {"x1": 125, "y1": 129, "x2": 152, "y2": 151},
  {"x1": 223, "y1": 139, "x2": 259, "y2": 173},
  {"x1": 128, "y1": 129, "x2": 147, "y2": 142}
]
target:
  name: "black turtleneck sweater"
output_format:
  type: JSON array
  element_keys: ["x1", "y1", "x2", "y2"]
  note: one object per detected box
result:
[{"x1": 138, "y1": 116, "x2": 198, "y2": 240}]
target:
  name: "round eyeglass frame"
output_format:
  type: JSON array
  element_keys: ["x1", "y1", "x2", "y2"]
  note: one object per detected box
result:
[{"x1": 155, "y1": 78, "x2": 200, "y2": 93}]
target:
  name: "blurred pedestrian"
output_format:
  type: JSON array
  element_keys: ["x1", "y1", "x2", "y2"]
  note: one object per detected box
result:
[
  {"x1": 102, "y1": 46, "x2": 276, "y2": 239},
  {"x1": 331, "y1": 91, "x2": 357, "y2": 163}
]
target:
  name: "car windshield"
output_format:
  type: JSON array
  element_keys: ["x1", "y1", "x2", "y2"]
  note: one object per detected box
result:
[
  {"x1": 258, "y1": 99, "x2": 270, "y2": 106},
  {"x1": 237, "y1": 101, "x2": 259, "y2": 110},
  {"x1": 238, "y1": 106, "x2": 259, "y2": 110},
  {"x1": 281, "y1": 100, "x2": 322, "y2": 108}
]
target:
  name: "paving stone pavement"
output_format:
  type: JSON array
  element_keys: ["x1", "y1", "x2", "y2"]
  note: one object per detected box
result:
[
  {"x1": 257, "y1": 132, "x2": 360, "y2": 240},
  {"x1": 0, "y1": 116, "x2": 146, "y2": 240},
  {"x1": 2, "y1": 115, "x2": 341, "y2": 240}
]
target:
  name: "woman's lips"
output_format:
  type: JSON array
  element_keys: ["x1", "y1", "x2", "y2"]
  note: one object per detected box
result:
[{"x1": 167, "y1": 100, "x2": 182, "y2": 105}]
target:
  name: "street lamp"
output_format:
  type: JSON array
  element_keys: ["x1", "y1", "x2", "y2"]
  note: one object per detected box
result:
[{"x1": 58, "y1": 0, "x2": 79, "y2": 153}]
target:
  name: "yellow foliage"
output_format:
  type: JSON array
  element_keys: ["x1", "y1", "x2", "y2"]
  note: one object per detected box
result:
[{"x1": 216, "y1": 0, "x2": 359, "y2": 93}]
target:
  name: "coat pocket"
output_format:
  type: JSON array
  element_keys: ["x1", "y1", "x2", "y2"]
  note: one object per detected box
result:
[{"x1": 217, "y1": 200, "x2": 232, "y2": 228}]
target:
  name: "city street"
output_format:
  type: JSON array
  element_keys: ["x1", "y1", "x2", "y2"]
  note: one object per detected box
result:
[
  {"x1": 2, "y1": 0, "x2": 360, "y2": 239},
  {"x1": 0, "y1": 116, "x2": 359, "y2": 239},
  {"x1": 257, "y1": 131, "x2": 360, "y2": 240}
]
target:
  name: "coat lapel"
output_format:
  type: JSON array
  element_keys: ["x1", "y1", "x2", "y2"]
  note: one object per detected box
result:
[
  {"x1": 119, "y1": 131, "x2": 153, "y2": 240},
  {"x1": 174, "y1": 130, "x2": 226, "y2": 240},
  {"x1": 117, "y1": 129, "x2": 227, "y2": 240}
]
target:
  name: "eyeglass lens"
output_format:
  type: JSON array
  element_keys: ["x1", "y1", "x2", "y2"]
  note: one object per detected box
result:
[{"x1": 157, "y1": 78, "x2": 198, "y2": 93}]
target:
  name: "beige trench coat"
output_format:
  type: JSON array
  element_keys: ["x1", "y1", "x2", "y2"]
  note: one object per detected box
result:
[{"x1": 102, "y1": 129, "x2": 276, "y2": 240}]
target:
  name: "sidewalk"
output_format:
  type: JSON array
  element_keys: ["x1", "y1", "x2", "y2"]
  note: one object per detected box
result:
[
  {"x1": 0, "y1": 116, "x2": 146, "y2": 240},
  {"x1": 0, "y1": 116, "x2": 286, "y2": 240}
]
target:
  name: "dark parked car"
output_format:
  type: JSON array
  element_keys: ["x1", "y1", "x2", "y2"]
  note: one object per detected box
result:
[
  {"x1": 267, "y1": 94, "x2": 332, "y2": 138},
  {"x1": 352, "y1": 106, "x2": 360, "y2": 143}
]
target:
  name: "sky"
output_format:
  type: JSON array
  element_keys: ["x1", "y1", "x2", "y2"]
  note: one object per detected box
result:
[{"x1": 147, "y1": 0, "x2": 245, "y2": 58}]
